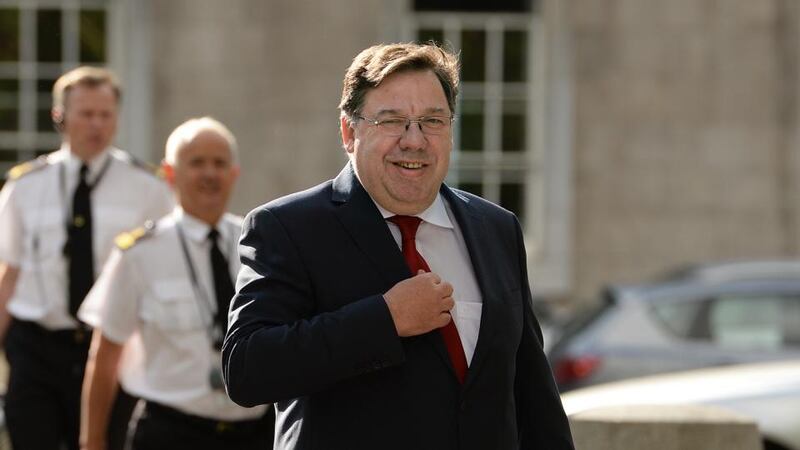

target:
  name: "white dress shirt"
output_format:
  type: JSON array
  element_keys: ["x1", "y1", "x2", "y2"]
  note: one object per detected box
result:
[
  {"x1": 0, "y1": 146, "x2": 174, "y2": 330},
  {"x1": 79, "y1": 208, "x2": 267, "y2": 421},
  {"x1": 374, "y1": 194, "x2": 484, "y2": 365}
]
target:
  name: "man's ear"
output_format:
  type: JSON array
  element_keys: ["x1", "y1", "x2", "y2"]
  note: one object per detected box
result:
[
  {"x1": 340, "y1": 115, "x2": 355, "y2": 154},
  {"x1": 161, "y1": 161, "x2": 175, "y2": 187},
  {"x1": 51, "y1": 107, "x2": 64, "y2": 132}
]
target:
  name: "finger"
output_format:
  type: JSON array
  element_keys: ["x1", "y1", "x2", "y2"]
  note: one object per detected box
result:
[
  {"x1": 426, "y1": 272, "x2": 442, "y2": 285},
  {"x1": 441, "y1": 296, "x2": 455, "y2": 310},
  {"x1": 439, "y1": 281, "x2": 454, "y2": 297},
  {"x1": 438, "y1": 312, "x2": 453, "y2": 326}
]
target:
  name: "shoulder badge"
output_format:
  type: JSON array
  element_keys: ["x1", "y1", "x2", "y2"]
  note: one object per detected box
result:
[
  {"x1": 5, "y1": 155, "x2": 49, "y2": 181},
  {"x1": 115, "y1": 220, "x2": 156, "y2": 250}
]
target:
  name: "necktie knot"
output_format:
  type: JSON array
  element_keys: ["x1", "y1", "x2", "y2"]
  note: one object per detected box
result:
[
  {"x1": 388, "y1": 215, "x2": 422, "y2": 241},
  {"x1": 79, "y1": 164, "x2": 91, "y2": 185},
  {"x1": 207, "y1": 228, "x2": 220, "y2": 243}
]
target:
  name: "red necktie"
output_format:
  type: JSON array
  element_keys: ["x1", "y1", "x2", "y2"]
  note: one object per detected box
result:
[{"x1": 389, "y1": 215, "x2": 468, "y2": 384}]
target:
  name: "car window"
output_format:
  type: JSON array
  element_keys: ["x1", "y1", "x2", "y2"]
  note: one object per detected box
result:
[
  {"x1": 650, "y1": 294, "x2": 800, "y2": 350},
  {"x1": 650, "y1": 299, "x2": 711, "y2": 339},
  {"x1": 710, "y1": 295, "x2": 784, "y2": 350}
]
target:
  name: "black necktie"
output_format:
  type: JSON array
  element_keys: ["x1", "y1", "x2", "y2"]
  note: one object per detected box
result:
[
  {"x1": 67, "y1": 164, "x2": 94, "y2": 318},
  {"x1": 208, "y1": 228, "x2": 234, "y2": 350}
]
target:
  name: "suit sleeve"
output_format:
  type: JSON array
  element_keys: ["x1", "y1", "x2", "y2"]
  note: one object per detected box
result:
[
  {"x1": 222, "y1": 207, "x2": 404, "y2": 407},
  {"x1": 512, "y1": 217, "x2": 575, "y2": 450}
]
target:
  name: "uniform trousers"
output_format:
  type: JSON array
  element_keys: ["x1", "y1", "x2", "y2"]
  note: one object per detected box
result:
[
  {"x1": 4, "y1": 319, "x2": 137, "y2": 450},
  {"x1": 130, "y1": 401, "x2": 275, "y2": 450},
  {"x1": 4, "y1": 319, "x2": 90, "y2": 450}
]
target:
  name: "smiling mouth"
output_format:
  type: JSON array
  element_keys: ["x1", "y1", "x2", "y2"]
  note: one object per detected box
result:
[{"x1": 394, "y1": 161, "x2": 425, "y2": 169}]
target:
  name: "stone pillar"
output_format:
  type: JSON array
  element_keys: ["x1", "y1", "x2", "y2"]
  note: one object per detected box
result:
[{"x1": 569, "y1": 405, "x2": 762, "y2": 450}]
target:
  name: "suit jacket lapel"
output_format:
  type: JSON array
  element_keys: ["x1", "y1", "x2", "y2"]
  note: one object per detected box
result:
[
  {"x1": 441, "y1": 186, "x2": 498, "y2": 389},
  {"x1": 330, "y1": 163, "x2": 410, "y2": 289}
]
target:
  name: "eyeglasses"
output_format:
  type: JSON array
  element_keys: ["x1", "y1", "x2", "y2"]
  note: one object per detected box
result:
[{"x1": 355, "y1": 115, "x2": 454, "y2": 137}]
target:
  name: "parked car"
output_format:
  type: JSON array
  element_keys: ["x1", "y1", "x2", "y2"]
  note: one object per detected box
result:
[
  {"x1": 547, "y1": 260, "x2": 800, "y2": 391},
  {"x1": 560, "y1": 360, "x2": 800, "y2": 450}
]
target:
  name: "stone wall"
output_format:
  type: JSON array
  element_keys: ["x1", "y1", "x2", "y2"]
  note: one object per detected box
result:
[
  {"x1": 148, "y1": 0, "x2": 403, "y2": 215},
  {"x1": 569, "y1": 0, "x2": 800, "y2": 300}
]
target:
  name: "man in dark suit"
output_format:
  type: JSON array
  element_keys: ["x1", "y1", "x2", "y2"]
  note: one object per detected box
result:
[{"x1": 223, "y1": 43, "x2": 574, "y2": 450}]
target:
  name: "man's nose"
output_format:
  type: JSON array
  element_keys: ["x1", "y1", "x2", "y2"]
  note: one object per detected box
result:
[{"x1": 399, "y1": 120, "x2": 427, "y2": 149}]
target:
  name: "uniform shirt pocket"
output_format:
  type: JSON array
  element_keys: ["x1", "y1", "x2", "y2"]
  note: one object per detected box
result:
[
  {"x1": 24, "y1": 206, "x2": 66, "y2": 263},
  {"x1": 141, "y1": 279, "x2": 207, "y2": 332}
]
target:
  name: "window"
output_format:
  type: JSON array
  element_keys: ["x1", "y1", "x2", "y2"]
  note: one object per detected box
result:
[
  {"x1": 407, "y1": 9, "x2": 540, "y2": 226},
  {"x1": 406, "y1": 0, "x2": 572, "y2": 295},
  {"x1": 0, "y1": 0, "x2": 110, "y2": 183}
]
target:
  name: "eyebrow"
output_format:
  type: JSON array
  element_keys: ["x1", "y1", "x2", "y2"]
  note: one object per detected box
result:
[{"x1": 373, "y1": 107, "x2": 449, "y2": 117}]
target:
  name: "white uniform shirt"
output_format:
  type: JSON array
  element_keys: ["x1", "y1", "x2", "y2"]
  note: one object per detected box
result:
[
  {"x1": 79, "y1": 208, "x2": 267, "y2": 421},
  {"x1": 375, "y1": 194, "x2": 484, "y2": 365},
  {"x1": 0, "y1": 146, "x2": 174, "y2": 330}
]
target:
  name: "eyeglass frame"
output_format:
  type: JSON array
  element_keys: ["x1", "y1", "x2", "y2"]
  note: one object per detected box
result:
[{"x1": 353, "y1": 114, "x2": 456, "y2": 136}]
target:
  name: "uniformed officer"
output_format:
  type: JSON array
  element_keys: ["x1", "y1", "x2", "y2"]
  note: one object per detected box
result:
[
  {"x1": 79, "y1": 117, "x2": 273, "y2": 450},
  {"x1": 0, "y1": 67, "x2": 173, "y2": 450}
]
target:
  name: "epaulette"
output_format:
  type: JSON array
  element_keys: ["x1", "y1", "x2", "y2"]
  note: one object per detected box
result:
[
  {"x1": 113, "y1": 149, "x2": 163, "y2": 179},
  {"x1": 5, "y1": 155, "x2": 49, "y2": 181},
  {"x1": 115, "y1": 220, "x2": 156, "y2": 250}
]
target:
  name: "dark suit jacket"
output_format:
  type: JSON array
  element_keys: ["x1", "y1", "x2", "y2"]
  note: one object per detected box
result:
[{"x1": 223, "y1": 164, "x2": 574, "y2": 450}]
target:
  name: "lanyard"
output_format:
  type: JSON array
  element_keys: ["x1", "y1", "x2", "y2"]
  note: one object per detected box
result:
[{"x1": 175, "y1": 222, "x2": 223, "y2": 347}]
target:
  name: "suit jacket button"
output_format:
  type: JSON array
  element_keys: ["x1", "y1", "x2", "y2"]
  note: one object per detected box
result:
[{"x1": 460, "y1": 400, "x2": 467, "y2": 411}]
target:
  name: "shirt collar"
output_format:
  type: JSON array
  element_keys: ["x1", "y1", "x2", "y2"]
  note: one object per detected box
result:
[
  {"x1": 372, "y1": 193, "x2": 453, "y2": 230},
  {"x1": 62, "y1": 144, "x2": 113, "y2": 183},
  {"x1": 172, "y1": 207, "x2": 232, "y2": 244}
]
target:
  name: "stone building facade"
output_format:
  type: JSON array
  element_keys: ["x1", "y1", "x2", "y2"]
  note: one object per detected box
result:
[{"x1": 2, "y1": 0, "x2": 799, "y2": 305}]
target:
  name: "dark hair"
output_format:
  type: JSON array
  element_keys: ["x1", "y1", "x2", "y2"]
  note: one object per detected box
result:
[{"x1": 338, "y1": 43, "x2": 460, "y2": 119}]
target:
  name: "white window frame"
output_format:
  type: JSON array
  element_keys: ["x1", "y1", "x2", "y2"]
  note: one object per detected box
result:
[
  {"x1": 404, "y1": 3, "x2": 572, "y2": 295},
  {"x1": 0, "y1": 0, "x2": 151, "y2": 172}
]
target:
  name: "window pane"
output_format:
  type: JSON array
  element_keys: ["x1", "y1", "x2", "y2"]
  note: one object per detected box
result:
[
  {"x1": 0, "y1": 109, "x2": 17, "y2": 131},
  {"x1": 37, "y1": 78, "x2": 54, "y2": 131},
  {"x1": 458, "y1": 182, "x2": 482, "y2": 197},
  {"x1": 0, "y1": 9, "x2": 19, "y2": 62},
  {"x1": 0, "y1": 149, "x2": 18, "y2": 162},
  {"x1": 500, "y1": 182, "x2": 525, "y2": 218},
  {"x1": 37, "y1": 9, "x2": 62, "y2": 62},
  {"x1": 461, "y1": 30, "x2": 485, "y2": 82},
  {"x1": 503, "y1": 30, "x2": 527, "y2": 82},
  {"x1": 37, "y1": 108, "x2": 54, "y2": 132},
  {"x1": 502, "y1": 99, "x2": 526, "y2": 152},
  {"x1": 80, "y1": 10, "x2": 106, "y2": 63},
  {"x1": 418, "y1": 28, "x2": 444, "y2": 46},
  {"x1": 459, "y1": 99, "x2": 483, "y2": 152},
  {"x1": 38, "y1": 78, "x2": 57, "y2": 94},
  {"x1": 0, "y1": 79, "x2": 18, "y2": 104}
]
